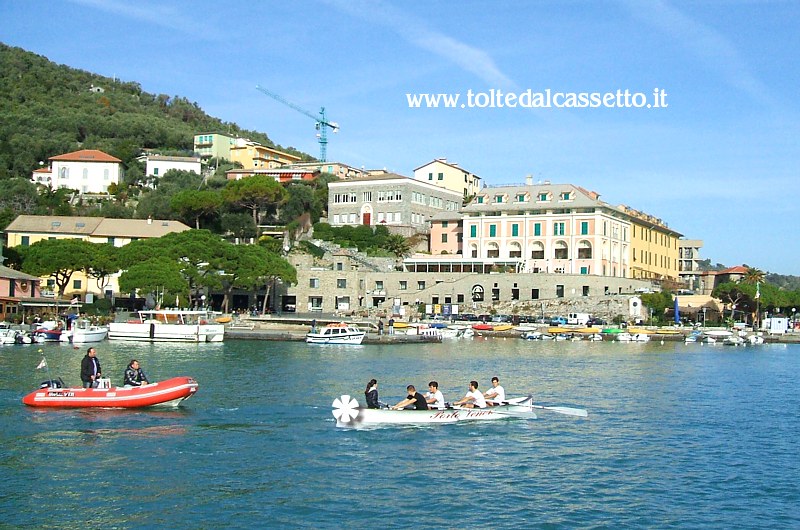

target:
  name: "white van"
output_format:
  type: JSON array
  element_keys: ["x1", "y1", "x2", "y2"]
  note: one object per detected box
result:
[{"x1": 567, "y1": 313, "x2": 591, "y2": 326}]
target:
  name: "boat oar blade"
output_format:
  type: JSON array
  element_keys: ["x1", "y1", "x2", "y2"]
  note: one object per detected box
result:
[{"x1": 533, "y1": 405, "x2": 588, "y2": 417}]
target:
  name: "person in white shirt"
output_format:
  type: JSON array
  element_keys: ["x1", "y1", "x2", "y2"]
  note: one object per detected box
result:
[
  {"x1": 454, "y1": 380, "x2": 487, "y2": 408},
  {"x1": 425, "y1": 381, "x2": 445, "y2": 409},
  {"x1": 484, "y1": 376, "x2": 505, "y2": 406}
]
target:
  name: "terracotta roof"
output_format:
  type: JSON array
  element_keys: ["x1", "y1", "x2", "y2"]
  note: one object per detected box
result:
[
  {"x1": 719, "y1": 265, "x2": 749, "y2": 275},
  {"x1": 33, "y1": 167, "x2": 52, "y2": 174},
  {"x1": 49, "y1": 149, "x2": 121, "y2": 163}
]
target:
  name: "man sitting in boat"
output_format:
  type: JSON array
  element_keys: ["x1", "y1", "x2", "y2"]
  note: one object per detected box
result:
[
  {"x1": 425, "y1": 381, "x2": 446, "y2": 409},
  {"x1": 483, "y1": 376, "x2": 505, "y2": 406},
  {"x1": 453, "y1": 381, "x2": 487, "y2": 408},
  {"x1": 123, "y1": 359, "x2": 149, "y2": 387},
  {"x1": 390, "y1": 385, "x2": 428, "y2": 410}
]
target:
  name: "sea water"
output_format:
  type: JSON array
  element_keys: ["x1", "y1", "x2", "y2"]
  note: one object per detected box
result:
[{"x1": 1, "y1": 338, "x2": 798, "y2": 528}]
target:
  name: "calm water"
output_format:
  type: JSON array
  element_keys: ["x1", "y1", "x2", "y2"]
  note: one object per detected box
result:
[{"x1": 1, "y1": 337, "x2": 799, "y2": 529}]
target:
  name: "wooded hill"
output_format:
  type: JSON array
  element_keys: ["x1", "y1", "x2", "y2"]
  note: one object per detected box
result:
[{"x1": 0, "y1": 42, "x2": 312, "y2": 180}]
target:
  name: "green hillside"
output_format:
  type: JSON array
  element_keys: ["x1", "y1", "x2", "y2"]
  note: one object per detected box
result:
[{"x1": 0, "y1": 42, "x2": 312, "y2": 180}]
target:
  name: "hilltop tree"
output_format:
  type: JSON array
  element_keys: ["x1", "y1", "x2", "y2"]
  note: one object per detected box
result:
[{"x1": 222, "y1": 175, "x2": 287, "y2": 226}]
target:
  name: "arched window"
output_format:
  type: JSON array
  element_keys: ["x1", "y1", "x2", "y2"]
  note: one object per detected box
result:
[
  {"x1": 530, "y1": 241, "x2": 544, "y2": 259},
  {"x1": 471, "y1": 285, "x2": 484, "y2": 302},
  {"x1": 554, "y1": 241, "x2": 568, "y2": 259},
  {"x1": 487, "y1": 242, "x2": 499, "y2": 258},
  {"x1": 578, "y1": 240, "x2": 592, "y2": 259},
  {"x1": 470, "y1": 243, "x2": 478, "y2": 259},
  {"x1": 509, "y1": 241, "x2": 522, "y2": 258}
]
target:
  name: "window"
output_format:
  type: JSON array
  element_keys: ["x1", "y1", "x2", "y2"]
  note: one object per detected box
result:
[
  {"x1": 495, "y1": 195, "x2": 503, "y2": 203},
  {"x1": 580, "y1": 267, "x2": 589, "y2": 275},
  {"x1": 457, "y1": 294, "x2": 465, "y2": 303},
  {"x1": 336, "y1": 262, "x2": 344, "y2": 271},
  {"x1": 73, "y1": 279, "x2": 82, "y2": 289},
  {"x1": 531, "y1": 242, "x2": 545, "y2": 259},
  {"x1": 491, "y1": 288, "x2": 500, "y2": 301},
  {"x1": 337, "y1": 278, "x2": 347, "y2": 289},
  {"x1": 554, "y1": 241, "x2": 568, "y2": 259},
  {"x1": 470, "y1": 225, "x2": 477, "y2": 238},
  {"x1": 509, "y1": 242, "x2": 522, "y2": 258},
  {"x1": 538, "y1": 192, "x2": 548, "y2": 201},
  {"x1": 21, "y1": 236, "x2": 29, "y2": 246},
  {"x1": 531, "y1": 288, "x2": 540, "y2": 300},
  {"x1": 487, "y1": 242, "x2": 500, "y2": 258},
  {"x1": 154, "y1": 168, "x2": 159, "y2": 176},
  {"x1": 511, "y1": 288, "x2": 519, "y2": 300},
  {"x1": 399, "y1": 281, "x2": 407, "y2": 290},
  {"x1": 428, "y1": 172, "x2": 433, "y2": 180},
  {"x1": 442, "y1": 221, "x2": 448, "y2": 228},
  {"x1": 363, "y1": 192, "x2": 372, "y2": 201},
  {"x1": 578, "y1": 241, "x2": 592, "y2": 259},
  {"x1": 309, "y1": 297, "x2": 323, "y2": 311},
  {"x1": 375, "y1": 281, "x2": 384, "y2": 290},
  {"x1": 511, "y1": 224, "x2": 519, "y2": 236},
  {"x1": 489, "y1": 225, "x2": 497, "y2": 237},
  {"x1": 418, "y1": 281, "x2": 426, "y2": 290},
  {"x1": 107, "y1": 237, "x2": 115, "y2": 245},
  {"x1": 534, "y1": 223, "x2": 541, "y2": 236},
  {"x1": 582, "y1": 286, "x2": 590, "y2": 296},
  {"x1": 441, "y1": 234, "x2": 448, "y2": 243},
  {"x1": 438, "y1": 172, "x2": 444, "y2": 180},
  {"x1": 560, "y1": 191, "x2": 571, "y2": 200},
  {"x1": 310, "y1": 278, "x2": 320, "y2": 288},
  {"x1": 553, "y1": 222, "x2": 566, "y2": 236},
  {"x1": 581, "y1": 221, "x2": 589, "y2": 235},
  {"x1": 516, "y1": 194, "x2": 526, "y2": 202},
  {"x1": 556, "y1": 285, "x2": 565, "y2": 297},
  {"x1": 477, "y1": 196, "x2": 484, "y2": 204},
  {"x1": 82, "y1": 168, "x2": 88, "y2": 179}
]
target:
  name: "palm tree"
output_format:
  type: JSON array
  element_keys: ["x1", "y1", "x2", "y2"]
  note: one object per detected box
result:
[{"x1": 742, "y1": 267, "x2": 765, "y2": 285}]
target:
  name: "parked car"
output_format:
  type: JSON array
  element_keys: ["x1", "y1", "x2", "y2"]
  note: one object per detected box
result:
[
  {"x1": 587, "y1": 318, "x2": 607, "y2": 326},
  {"x1": 549, "y1": 316, "x2": 568, "y2": 326}
]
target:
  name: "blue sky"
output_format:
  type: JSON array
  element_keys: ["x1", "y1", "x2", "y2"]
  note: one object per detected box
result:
[{"x1": 2, "y1": 0, "x2": 799, "y2": 274}]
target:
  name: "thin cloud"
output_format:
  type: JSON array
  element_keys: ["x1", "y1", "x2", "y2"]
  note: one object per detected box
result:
[
  {"x1": 623, "y1": 0, "x2": 777, "y2": 108},
  {"x1": 69, "y1": 0, "x2": 222, "y2": 39},
  {"x1": 323, "y1": 0, "x2": 516, "y2": 89}
]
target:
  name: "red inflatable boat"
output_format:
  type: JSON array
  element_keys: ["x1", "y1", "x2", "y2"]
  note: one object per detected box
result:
[{"x1": 22, "y1": 376, "x2": 199, "y2": 408}]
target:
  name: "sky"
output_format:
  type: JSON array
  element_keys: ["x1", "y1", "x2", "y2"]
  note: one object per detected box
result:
[{"x1": 2, "y1": 0, "x2": 799, "y2": 274}]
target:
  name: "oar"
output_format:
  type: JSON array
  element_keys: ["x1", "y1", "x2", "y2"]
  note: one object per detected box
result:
[
  {"x1": 532, "y1": 404, "x2": 588, "y2": 417},
  {"x1": 500, "y1": 397, "x2": 588, "y2": 417}
]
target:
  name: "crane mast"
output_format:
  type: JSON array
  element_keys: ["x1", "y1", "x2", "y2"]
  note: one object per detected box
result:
[{"x1": 255, "y1": 85, "x2": 339, "y2": 162}]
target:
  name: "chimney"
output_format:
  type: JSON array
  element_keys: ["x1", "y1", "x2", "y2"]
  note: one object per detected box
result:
[{"x1": 526, "y1": 174, "x2": 533, "y2": 186}]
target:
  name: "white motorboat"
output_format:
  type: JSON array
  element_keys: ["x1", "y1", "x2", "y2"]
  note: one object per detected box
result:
[
  {"x1": 722, "y1": 335, "x2": 746, "y2": 346},
  {"x1": 306, "y1": 323, "x2": 366, "y2": 345},
  {"x1": 108, "y1": 310, "x2": 224, "y2": 343},
  {"x1": 59, "y1": 319, "x2": 108, "y2": 344},
  {"x1": 332, "y1": 395, "x2": 536, "y2": 426},
  {"x1": 747, "y1": 334, "x2": 765, "y2": 345}
]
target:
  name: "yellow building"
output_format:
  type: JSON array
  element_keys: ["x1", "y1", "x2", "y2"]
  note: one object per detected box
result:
[
  {"x1": 229, "y1": 140, "x2": 302, "y2": 170},
  {"x1": 619, "y1": 205, "x2": 681, "y2": 283},
  {"x1": 4, "y1": 215, "x2": 190, "y2": 300},
  {"x1": 413, "y1": 158, "x2": 482, "y2": 200}
]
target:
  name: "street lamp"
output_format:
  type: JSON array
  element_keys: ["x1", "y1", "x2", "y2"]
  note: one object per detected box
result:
[{"x1": 702, "y1": 307, "x2": 707, "y2": 329}]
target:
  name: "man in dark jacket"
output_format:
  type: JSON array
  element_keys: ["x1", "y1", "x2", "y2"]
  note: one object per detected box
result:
[
  {"x1": 80, "y1": 347, "x2": 102, "y2": 388},
  {"x1": 123, "y1": 359, "x2": 148, "y2": 386}
]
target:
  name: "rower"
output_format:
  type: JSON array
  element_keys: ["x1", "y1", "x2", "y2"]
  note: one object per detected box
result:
[
  {"x1": 453, "y1": 380, "x2": 487, "y2": 408},
  {"x1": 424, "y1": 381, "x2": 445, "y2": 409},
  {"x1": 484, "y1": 376, "x2": 505, "y2": 406},
  {"x1": 390, "y1": 385, "x2": 428, "y2": 410}
]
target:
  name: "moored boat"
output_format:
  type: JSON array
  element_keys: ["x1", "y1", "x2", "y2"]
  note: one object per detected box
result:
[
  {"x1": 108, "y1": 310, "x2": 224, "y2": 343},
  {"x1": 22, "y1": 376, "x2": 199, "y2": 408},
  {"x1": 59, "y1": 319, "x2": 108, "y2": 344},
  {"x1": 306, "y1": 323, "x2": 366, "y2": 344},
  {"x1": 332, "y1": 395, "x2": 536, "y2": 426}
]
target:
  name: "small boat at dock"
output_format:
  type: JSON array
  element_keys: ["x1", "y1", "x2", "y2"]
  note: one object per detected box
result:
[{"x1": 306, "y1": 323, "x2": 366, "y2": 344}]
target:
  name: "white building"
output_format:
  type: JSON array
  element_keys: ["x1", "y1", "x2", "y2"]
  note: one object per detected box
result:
[
  {"x1": 43, "y1": 149, "x2": 122, "y2": 194},
  {"x1": 143, "y1": 155, "x2": 202, "y2": 179},
  {"x1": 413, "y1": 158, "x2": 482, "y2": 199}
]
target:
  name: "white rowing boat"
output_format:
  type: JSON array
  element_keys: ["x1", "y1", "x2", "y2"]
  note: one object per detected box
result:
[{"x1": 332, "y1": 395, "x2": 538, "y2": 426}]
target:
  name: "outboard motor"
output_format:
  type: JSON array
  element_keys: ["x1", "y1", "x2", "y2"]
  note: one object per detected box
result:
[{"x1": 39, "y1": 378, "x2": 65, "y2": 389}]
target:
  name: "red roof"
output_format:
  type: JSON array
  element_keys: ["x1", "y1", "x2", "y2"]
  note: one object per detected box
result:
[
  {"x1": 49, "y1": 149, "x2": 121, "y2": 163},
  {"x1": 33, "y1": 167, "x2": 52, "y2": 173},
  {"x1": 719, "y1": 265, "x2": 749, "y2": 275}
]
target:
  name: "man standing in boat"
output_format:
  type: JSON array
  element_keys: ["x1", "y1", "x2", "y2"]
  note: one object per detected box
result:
[
  {"x1": 124, "y1": 359, "x2": 149, "y2": 387},
  {"x1": 453, "y1": 381, "x2": 487, "y2": 408},
  {"x1": 80, "y1": 347, "x2": 102, "y2": 388},
  {"x1": 390, "y1": 385, "x2": 428, "y2": 410},
  {"x1": 484, "y1": 376, "x2": 506, "y2": 406}
]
